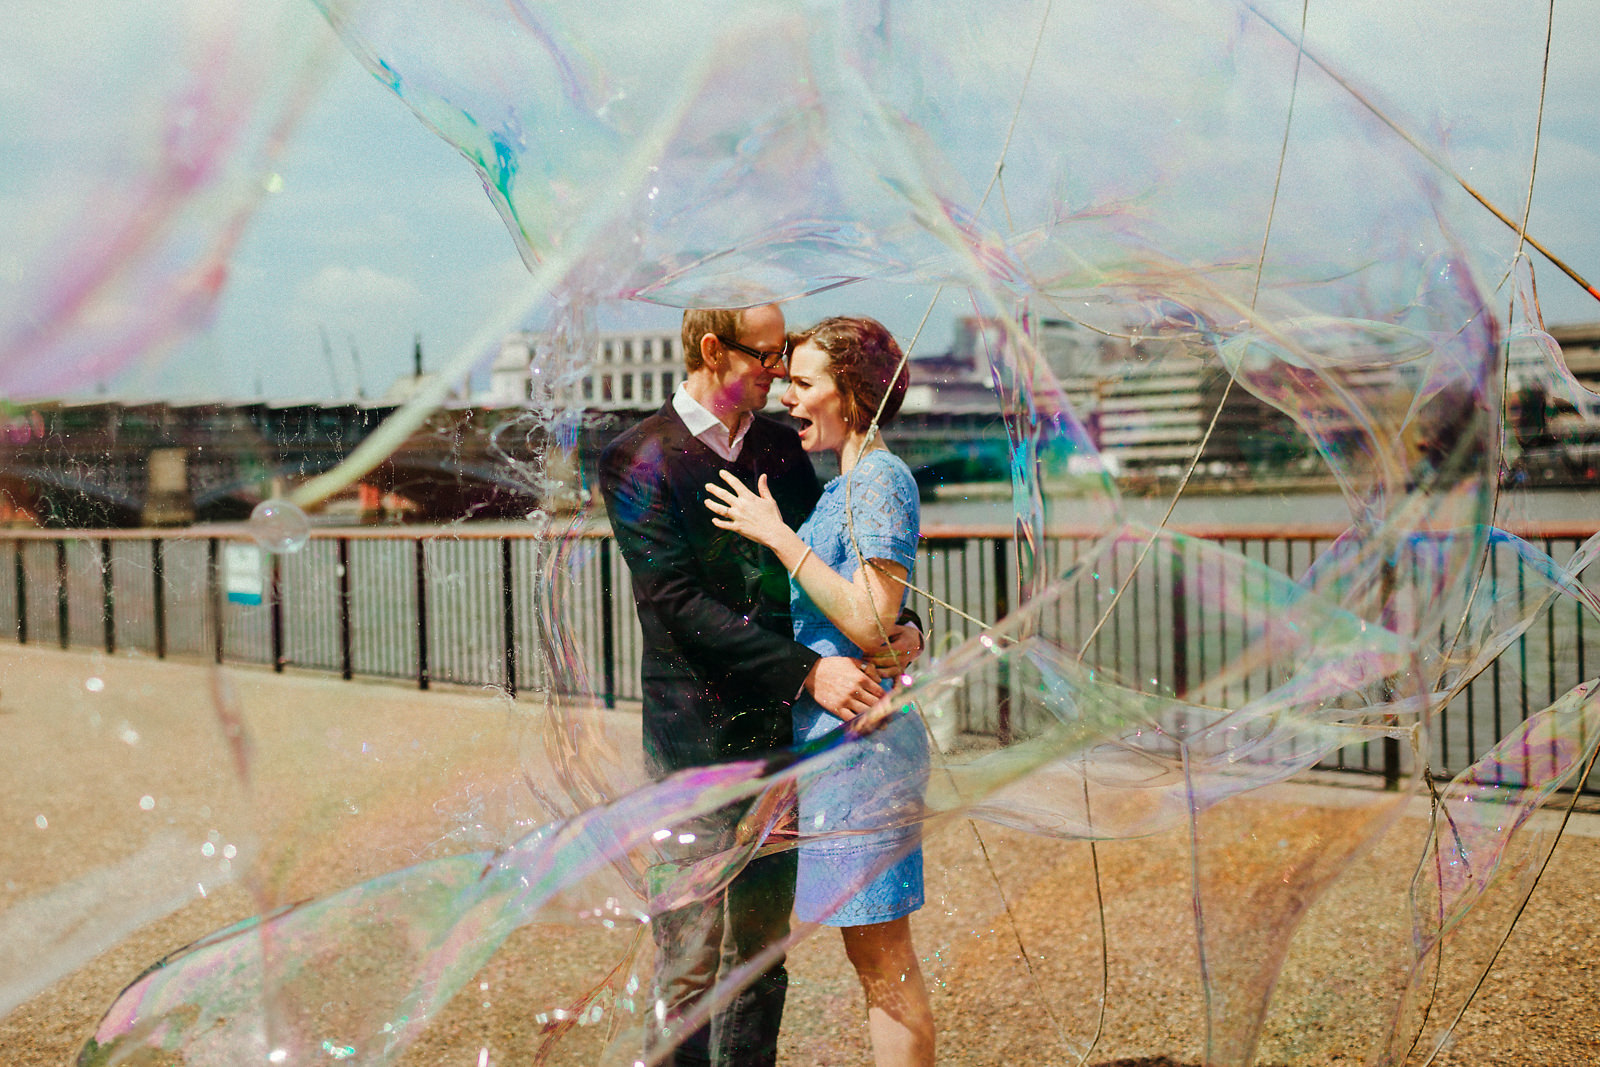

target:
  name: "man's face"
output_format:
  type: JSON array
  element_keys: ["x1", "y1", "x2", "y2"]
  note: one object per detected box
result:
[{"x1": 718, "y1": 303, "x2": 787, "y2": 416}]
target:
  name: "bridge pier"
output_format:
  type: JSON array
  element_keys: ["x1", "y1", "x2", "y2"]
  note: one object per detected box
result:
[{"x1": 141, "y1": 448, "x2": 194, "y2": 527}]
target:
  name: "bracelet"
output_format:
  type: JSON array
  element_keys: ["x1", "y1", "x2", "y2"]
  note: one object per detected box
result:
[{"x1": 788, "y1": 545, "x2": 813, "y2": 580}]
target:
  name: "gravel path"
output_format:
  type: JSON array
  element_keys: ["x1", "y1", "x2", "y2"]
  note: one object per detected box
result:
[{"x1": 3, "y1": 645, "x2": 1597, "y2": 1065}]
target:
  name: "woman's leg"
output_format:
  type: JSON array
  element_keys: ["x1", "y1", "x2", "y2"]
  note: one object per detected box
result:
[{"x1": 839, "y1": 916, "x2": 934, "y2": 1067}]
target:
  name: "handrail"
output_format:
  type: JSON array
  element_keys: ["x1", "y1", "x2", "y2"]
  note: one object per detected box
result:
[{"x1": 2, "y1": 519, "x2": 1596, "y2": 542}]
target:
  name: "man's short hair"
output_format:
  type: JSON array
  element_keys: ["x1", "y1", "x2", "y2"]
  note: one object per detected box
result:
[{"x1": 680, "y1": 308, "x2": 744, "y2": 372}]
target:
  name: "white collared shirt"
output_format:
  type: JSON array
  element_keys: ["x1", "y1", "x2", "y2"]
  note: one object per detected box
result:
[{"x1": 673, "y1": 383, "x2": 753, "y2": 461}]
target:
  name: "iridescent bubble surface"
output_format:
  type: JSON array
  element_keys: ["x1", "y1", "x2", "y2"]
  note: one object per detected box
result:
[{"x1": 1, "y1": 1, "x2": 1598, "y2": 1066}]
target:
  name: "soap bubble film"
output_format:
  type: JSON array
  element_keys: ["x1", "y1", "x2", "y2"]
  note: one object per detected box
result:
[
  {"x1": 3, "y1": 0, "x2": 1599, "y2": 1064},
  {"x1": 250, "y1": 499, "x2": 313, "y2": 554}
]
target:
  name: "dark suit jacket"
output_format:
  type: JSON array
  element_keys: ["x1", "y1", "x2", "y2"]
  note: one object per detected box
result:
[{"x1": 600, "y1": 403, "x2": 823, "y2": 775}]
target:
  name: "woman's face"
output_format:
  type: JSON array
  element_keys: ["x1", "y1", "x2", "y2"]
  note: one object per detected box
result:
[{"x1": 781, "y1": 341, "x2": 851, "y2": 454}]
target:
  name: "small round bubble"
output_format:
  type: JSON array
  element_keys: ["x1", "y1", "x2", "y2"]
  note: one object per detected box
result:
[{"x1": 249, "y1": 499, "x2": 310, "y2": 554}]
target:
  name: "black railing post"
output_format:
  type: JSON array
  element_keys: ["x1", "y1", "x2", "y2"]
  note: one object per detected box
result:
[
  {"x1": 208, "y1": 537, "x2": 223, "y2": 663},
  {"x1": 1382, "y1": 717, "x2": 1403, "y2": 788},
  {"x1": 338, "y1": 537, "x2": 352, "y2": 681},
  {"x1": 600, "y1": 537, "x2": 616, "y2": 709},
  {"x1": 151, "y1": 538, "x2": 166, "y2": 659},
  {"x1": 1171, "y1": 547, "x2": 1189, "y2": 698},
  {"x1": 993, "y1": 538, "x2": 1011, "y2": 745},
  {"x1": 1489, "y1": 547, "x2": 1504, "y2": 785},
  {"x1": 1545, "y1": 536, "x2": 1558, "y2": 709},
  {"x1": 15, "y1": 541, "x2": 26, "y2": 645},
  {"x1": 56, "y1": 539, "x2": 68, "y2": 649},
  {"x1": 101, "y1": 537, "x2": 115, "y2": 654},
  {"x1": 1380, "y1": 557, "x2": 1401, "y2": 789},
  {"x1": 501, "y1": 537, "x2": 517, "y2": 698},
  {"x1": 270, "y1": 551, "x2": 284, "y2": 672},
  {"x1": 414, "y1": 537, "x2": 429, "y2": 690}
]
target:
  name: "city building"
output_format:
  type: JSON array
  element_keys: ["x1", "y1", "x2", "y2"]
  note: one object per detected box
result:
[
  {"x1": 489, "y1": 329, "x2": 683, "y2": 412},
  {"x1": 485, "y1": 316, "x2": 1600, "y2": 484},
  {"x1": 1511, "y1": 322, "x2": 1600, "y2": 476},
  {"x1": 1542, "y1": 323, "x2": 1600, "y2": 413}
]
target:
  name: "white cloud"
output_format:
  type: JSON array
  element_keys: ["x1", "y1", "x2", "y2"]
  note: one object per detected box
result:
[{"x1": 293, "y1": 265, "x2": 424, "y2": 326}]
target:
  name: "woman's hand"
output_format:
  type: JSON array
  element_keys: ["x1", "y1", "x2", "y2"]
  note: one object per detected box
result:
[
  {"x1": 845, "y1": 690, "x2": 900, "y2": 737},
  {"x1": 705, "y1": 471, "x2": 790, "y2": 549}
]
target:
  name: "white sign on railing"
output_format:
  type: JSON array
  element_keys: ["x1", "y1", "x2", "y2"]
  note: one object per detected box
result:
[{"x1": 224, "y1": 544, "x2": 263, "y2": 606}]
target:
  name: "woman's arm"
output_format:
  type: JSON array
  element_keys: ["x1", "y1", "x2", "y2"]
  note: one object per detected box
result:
[{"x1": 705, "y1": 470, "x2": 907, "y2": 653}]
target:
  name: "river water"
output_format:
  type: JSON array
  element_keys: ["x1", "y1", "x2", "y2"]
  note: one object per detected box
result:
[{"x1": 922, "y1": 485, "x2": 1600, "y2": 530}]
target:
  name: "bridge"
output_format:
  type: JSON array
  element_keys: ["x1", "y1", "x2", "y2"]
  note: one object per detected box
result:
[
  {"x1": 0, "y1": 399, "x2": 1018, "y2": 528},
  {"x1": 0, "y1": 400, "x2": 558, "y2": 527},
  {"x1": 6, "y1": 390, "x2": 1594, "y2": 529}
]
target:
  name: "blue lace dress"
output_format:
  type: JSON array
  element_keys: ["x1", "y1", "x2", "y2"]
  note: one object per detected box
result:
[{"x1": 790, "y1": 449, "x2": 928, "y2": 927}]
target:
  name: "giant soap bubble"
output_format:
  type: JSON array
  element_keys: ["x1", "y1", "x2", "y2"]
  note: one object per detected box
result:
[{"x1": 3, "y1": 0, "x2": 1599, "y2": 1065}]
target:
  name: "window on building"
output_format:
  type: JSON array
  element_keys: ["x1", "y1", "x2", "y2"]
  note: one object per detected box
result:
[
  {"x1": 641, "y1": 339, "x2": 653, "y2": 361},
  {"x1": 621, "y1": 374, "x2": 634, "y2": 401},
  {"x1": 642, "y1": 373, "x2": 654, "y2": 402},
  {"x1": 662, "y1": 371, "x2": 674, "y2": 394},
  {"x1": 601, "y1": 374, "x2": 613, "y2": 402},
  {"x1": 602, "y1": 342, "x2": 614, "y2": 363},
  {"x1": 623, "y1": 340, "x2": 633, "y2": 362},
  {"x1": 582, "y1": 377, "x2": 594, "y2": 401}
]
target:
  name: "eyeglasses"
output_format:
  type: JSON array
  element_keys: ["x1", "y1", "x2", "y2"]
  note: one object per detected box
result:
[{"x1": 716, "y1": 335, "x2": 789, "y2": 372}]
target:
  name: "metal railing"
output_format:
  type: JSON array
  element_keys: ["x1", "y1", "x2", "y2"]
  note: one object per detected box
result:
[{"x1": 2, "y1": 521, "x2": 1596, "y2": 794}]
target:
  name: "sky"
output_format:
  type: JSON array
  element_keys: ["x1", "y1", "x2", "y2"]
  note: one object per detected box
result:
[
  {"x1": 171, "y1": 45, "x2": 529, "y2": 402},
  {"x1": 3, "y1": 0, "x2": 1597, "y2": 405}
]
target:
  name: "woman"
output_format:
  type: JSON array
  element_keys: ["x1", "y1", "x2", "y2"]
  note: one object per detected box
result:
[{"x1": 705, "y1": 315, "x2": 934, "y2": 1066}]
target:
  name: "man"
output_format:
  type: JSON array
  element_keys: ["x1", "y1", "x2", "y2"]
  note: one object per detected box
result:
[{"x1": 599, "y1": 303, "x2": 914, "y2": 1066}]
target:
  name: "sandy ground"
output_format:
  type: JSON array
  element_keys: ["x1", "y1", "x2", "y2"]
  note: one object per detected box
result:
[{"x1": 2, "y1": 644, "x2": 1598, "y2": 1066}]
